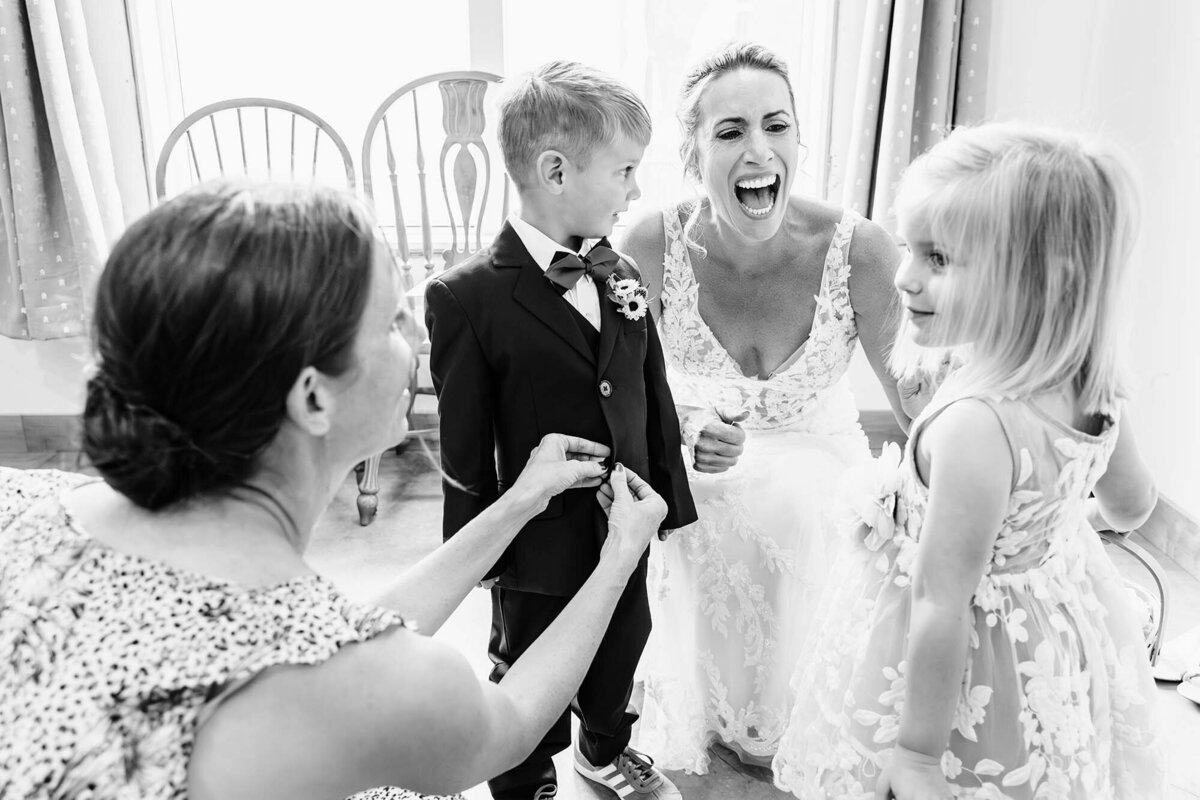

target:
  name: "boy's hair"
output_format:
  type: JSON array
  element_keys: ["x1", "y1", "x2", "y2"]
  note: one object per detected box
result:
[
  {"x1": 891, "y1": 123, "x2": 1139, "y2": 414},
  {"x1": 498, "y1": 61, "x2": 651, "y2": 190}
]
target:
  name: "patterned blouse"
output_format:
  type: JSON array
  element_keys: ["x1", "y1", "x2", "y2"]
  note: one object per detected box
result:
[{"x1": 0, "y1": 468, "x2": 461, "y2": 799}]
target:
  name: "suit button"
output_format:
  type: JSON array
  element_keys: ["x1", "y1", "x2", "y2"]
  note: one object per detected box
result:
[{"x1": 599, "y1": 379, "x2": 613, "y2": 398}]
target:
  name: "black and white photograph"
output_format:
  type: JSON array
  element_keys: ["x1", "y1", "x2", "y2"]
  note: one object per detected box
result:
[{"x1": 1, "y1": 1, "x2": 1197, "y2": 798}]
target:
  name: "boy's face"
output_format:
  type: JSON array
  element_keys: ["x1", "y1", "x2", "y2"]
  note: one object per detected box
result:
[{"x1": 561, "y1": 132, "x2": 645, "y2": 239}]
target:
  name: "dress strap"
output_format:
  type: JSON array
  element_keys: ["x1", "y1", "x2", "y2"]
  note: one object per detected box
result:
[
  {"x1": 660, "y1": 204, "x2": 698, "y2": 305},
  {"x1": 907, "y1": 389, "x2": 1022, "y2": 492},
  {"x1": 820, "y1": 208, "x2": 863, "y2": 320}
]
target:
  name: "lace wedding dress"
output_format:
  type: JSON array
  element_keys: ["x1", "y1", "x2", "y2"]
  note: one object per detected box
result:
[
  {"x1": 772, "y1": 385, "x2": 1165, "y2": 799},
  {"x1": 635, "y1": 206, "x2": 873, "y2": 773}
]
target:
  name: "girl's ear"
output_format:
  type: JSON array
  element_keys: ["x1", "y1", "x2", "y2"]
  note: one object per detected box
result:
[
  {"x1": 535, "y1": 150, "x2": 567, "y2": 195},
  {"x1": 284, "y1": 366, "x2": 334, "y2": 437}
]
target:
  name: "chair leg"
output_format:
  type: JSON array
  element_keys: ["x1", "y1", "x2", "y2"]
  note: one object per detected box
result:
[
  {"x1": 357, "y1": 452, "x2": 382, "y2": 526},
  {"x1": 1099, "y1": 529, "x2": 1170, "y2": 665}
]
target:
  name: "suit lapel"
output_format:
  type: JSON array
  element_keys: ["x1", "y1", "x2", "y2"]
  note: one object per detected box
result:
[
  {"x1": 498, "y1": 223, "x2": 597, "y2": 366},
  {"x1": 597, "y1": 283, "x2": 622, "y2": 376}
]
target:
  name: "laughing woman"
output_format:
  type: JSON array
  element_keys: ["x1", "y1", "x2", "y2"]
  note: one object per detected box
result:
[{"x1": 620, "y1": 42, "x2": 912, "y2": 772}]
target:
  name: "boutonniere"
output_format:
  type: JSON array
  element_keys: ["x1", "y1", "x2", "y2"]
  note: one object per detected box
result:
[{"x1": 605, "y1": 273, "x2": 648, "y2": 321}]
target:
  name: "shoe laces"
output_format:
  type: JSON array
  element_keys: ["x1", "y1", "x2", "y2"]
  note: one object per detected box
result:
[
  {"x1": 533, "y1": 784, "x2": 558, "y2": 800},
  {"x1": 617, "y1": 748, "x2": 663, "y2": 790}
]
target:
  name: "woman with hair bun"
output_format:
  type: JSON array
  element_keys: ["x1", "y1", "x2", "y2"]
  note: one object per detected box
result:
[
  {"x1": 0, "y1": 181, "x2": 668, "y2": 799},
  {"x1": 621, "y1": 42, "x2": 914, "y2": 773}
]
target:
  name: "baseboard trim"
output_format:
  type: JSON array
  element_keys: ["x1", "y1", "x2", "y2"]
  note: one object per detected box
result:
[{"x1": 1139, "y1": 495, "x2": 1200, "y2": 583}]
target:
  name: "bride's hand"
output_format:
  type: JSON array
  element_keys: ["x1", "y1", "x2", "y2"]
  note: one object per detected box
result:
[
  {"x1": 694, "y1": 416, "x2": 746, "y2": 474},
  {"x1": 510, "y1": 434, "x2": 610, "y2": 514}
]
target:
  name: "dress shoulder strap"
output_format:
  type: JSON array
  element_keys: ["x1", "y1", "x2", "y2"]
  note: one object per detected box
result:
[
  {"x1": 660, "y1": 204, "x2": 698, "y2": 300},
  {"x1": 907, "y1": 389, "x2": 1023, "y2": 492},
  {"x1": 821, "y1": 208, "x2": 863, "y2": 310}
]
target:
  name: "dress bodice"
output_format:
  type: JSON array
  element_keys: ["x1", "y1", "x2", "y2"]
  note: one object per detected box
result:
[
  {"x1": 656, "y1": 205, "x2": 863, "y2": 433},
  {"x1": 0, "y1": 468, "x2": 454, "y2": 800},
  {"x1": 900, "y1": 387, "x2": 1119, "y2": 581}
]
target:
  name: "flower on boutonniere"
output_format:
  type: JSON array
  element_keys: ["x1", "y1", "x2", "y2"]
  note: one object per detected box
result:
[{"x1": 606, "y1": 273, "x2": 649, "y2": 321}]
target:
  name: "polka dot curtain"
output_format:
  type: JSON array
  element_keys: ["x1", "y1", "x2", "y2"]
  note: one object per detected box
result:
[
  {"x1": 828, "y1": 0, "x2": 990, "y2": 233},
  {"x1": 0, "y1": 0, "x2": 123, "y2": 340}
]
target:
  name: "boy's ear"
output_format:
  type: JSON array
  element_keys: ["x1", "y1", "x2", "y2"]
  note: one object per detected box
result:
[
  {"x1": 534, "y1": 150, "x2": 567, "y2": 195},
  {"x1": 285, "y1": 366, "x2": 334, "y2": 437}
]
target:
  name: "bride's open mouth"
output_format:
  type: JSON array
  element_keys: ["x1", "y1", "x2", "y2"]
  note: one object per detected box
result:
[{"x1": 734, "y1": 175, "x2": 781, "y2": 218}]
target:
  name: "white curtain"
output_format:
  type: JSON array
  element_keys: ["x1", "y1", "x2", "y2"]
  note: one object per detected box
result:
[{"x1": 0, "y1": 0, "x2": 125, "y2": 340}]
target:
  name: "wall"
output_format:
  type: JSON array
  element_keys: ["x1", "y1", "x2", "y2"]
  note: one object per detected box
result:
[
  {"x1": 985, "y1": 0, "x2": 1200, "y2": 517},
  {"x1": 848, "y1": 0, "x2": 1200, "y2": 516}
]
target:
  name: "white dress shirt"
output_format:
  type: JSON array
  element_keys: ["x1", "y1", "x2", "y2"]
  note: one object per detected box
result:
[{"x1": 508, "y1": 215, "x2": 602, "y2": 331}]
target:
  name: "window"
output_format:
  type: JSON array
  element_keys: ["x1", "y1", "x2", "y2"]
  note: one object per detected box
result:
[
  {"x1": 162, "y1": 0, "x2": 826, "y2": 217},
  {"x1": 169, "y1": 0, "x2": 471, "y2": 170}
]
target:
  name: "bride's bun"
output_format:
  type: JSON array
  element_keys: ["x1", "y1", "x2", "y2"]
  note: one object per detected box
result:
[{"x1": 83, "y1": 181, "x2": 378, "y2": 510}]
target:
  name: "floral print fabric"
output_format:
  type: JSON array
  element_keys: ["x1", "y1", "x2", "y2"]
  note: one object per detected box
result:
[
  {"x1": 637, "y1": 207, "x2": 872, "y2": 772},
  {"x1": 772, "y1": 389, "x2": 1165, "y2": 799},
  {"x1": 0, "y1": 468, "x2": 460, "y2": 800}
]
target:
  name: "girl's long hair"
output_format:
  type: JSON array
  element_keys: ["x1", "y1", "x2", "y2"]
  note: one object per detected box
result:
[{"x1": 890, "y1": 123, "x2": 1139, "y2": 415}]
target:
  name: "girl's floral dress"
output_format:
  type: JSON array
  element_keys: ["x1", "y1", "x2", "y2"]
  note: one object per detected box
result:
[{"x1": 771, "y1": 388, "x2": 1165, "y2": 799}]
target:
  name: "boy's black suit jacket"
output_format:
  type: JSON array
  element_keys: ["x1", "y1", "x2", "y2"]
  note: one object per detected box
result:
[{"x1": 425, "y1": 222, "x2": 697, "y2": 596}]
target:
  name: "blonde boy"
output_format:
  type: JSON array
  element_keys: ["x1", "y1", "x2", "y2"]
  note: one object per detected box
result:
[{"x1": 425, "y1": 62, "x2": 696, "y2": 800}]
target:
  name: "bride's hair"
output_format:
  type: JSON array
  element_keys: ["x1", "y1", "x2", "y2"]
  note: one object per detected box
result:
[
  {"x1": 676, "y1": 42, "x2": 797, "y2": 255},
  {"x1": 889, "y1": 123, "x2": 1139, "y2": 415}
]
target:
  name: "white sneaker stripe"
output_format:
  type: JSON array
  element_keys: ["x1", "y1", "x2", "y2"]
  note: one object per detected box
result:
[{"x1": 614, "y1": 784, "x2": 635, "y2": 798}]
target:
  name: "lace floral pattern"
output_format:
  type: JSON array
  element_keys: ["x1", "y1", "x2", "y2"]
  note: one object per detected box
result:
[
  {"x1": 0, "y1": 468, "x2": 461, "y2": 800},
  {"x1": 772, "y1": 392, "x2": 1165, "y2": 799},
  {"x1": 638, "y1": 206, "x2": 871, "y2": 773},
  {"x1": 658, "y1": 206, "x2": 862, "y2": 431}
]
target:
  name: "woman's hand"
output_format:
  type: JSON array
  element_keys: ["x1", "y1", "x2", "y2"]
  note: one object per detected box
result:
[
  {"x1": 897, "y1": 369, "x2": 939, "y2": 421},
  {"x1": 597, "y1": 464, "x2": 667, "y2": 561},
  {"x1": 875, "y1": 746, "x2": 951, "y2": 800},
  {"x1": 681, "y1": 409, "x2": 746, "y2": 474},
  {"x1": 510, "y1": 434, "x2": 610, "y2": 515}
]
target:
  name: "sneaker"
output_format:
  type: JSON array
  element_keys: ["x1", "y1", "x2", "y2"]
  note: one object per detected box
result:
[
  {"x1": 532, "y1": 785, "x2": 558, "y2": 800},
  {"x1": 573, "y1": 746, "x2": 682, "y2": 799}
]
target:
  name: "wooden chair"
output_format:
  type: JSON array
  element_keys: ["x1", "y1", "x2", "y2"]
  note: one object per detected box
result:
[
  {"x1": 155, "y1": 99, "x2": 377, "y2": 524},
  {"x1": 355, "y1": 71, "x2": 509, "y2": 526},
  {"x1": 1099, "y1": 530, "x2": 1170, "y2": 666},
  {"x1": 361, "y1": 70, "x2": 509, "y2": 294},
  {"x1": 155, "y1": 98, "x2": 356, "y2": 200}
]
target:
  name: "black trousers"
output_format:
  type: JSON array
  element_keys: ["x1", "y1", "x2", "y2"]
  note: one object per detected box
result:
[{"x1": 485, "y1": 562, "x2": 650, "y2": 800}]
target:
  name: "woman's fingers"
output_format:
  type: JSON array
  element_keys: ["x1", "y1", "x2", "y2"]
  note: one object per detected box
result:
[
  {"x1": 702, "y1": 421, "x2": 746, "y2": 446},
  {"x1": 533, "y1": 433, "x2": 611, "y2": 463},
  {"x1": 620, "y1": 467, "x2": 657, "y2": 501},
  {"x1": 609, "y1": 464, "x2": 632, "y2": 503},
  {"x1": 596, "y1": 481, "x2": 615, "y2": 514},
  {"x1": 569, "y1": 460, "x2": 607, "y2": 488},
  {"x1": 553, "y1": 434, "x2": 611, "y2": 461}
]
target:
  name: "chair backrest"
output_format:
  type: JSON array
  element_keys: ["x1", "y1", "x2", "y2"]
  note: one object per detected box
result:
[
  {"x1": 155, "y1": 98, "x2": 356, "y2": 200},
  {"x1": 361, "y1": 71, "x2": 509, "y2": 293}
]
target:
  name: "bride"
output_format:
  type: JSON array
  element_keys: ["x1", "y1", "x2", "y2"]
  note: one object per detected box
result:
[{"x1": 620, "y1": 42, "x2": 914, "y2": 773}]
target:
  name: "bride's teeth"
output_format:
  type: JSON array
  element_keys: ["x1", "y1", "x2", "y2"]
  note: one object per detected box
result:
[
  {"x1": 739, "y1": 197, "x2": 775, "y2": 217},
  {"x1": 735, "y1": 175, "x2": 775, "y2": 189}
]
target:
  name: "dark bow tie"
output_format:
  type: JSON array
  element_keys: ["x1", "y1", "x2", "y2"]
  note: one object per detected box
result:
[{"x1": 545, "y1": 238, "x2": 622, "y2": 294}]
